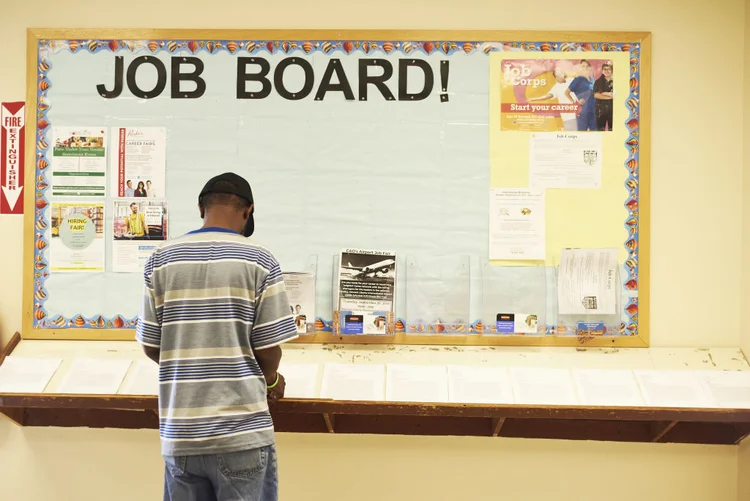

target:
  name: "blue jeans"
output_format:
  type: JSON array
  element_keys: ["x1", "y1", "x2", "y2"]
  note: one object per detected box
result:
[{"x1": 163, "y1": 445, "x2": 278, "y2": 501}]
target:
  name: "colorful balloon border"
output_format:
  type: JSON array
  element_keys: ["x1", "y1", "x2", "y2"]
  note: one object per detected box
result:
[{"x1": 31, "y1": 38, "x2": 640, "y2": 337}]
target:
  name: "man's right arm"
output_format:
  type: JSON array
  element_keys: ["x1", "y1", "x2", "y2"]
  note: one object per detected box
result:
[{"x1": 250, "y1": 259, "x2": 299, "y2": 388}]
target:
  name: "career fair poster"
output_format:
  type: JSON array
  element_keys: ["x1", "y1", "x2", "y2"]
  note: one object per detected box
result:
[
  {"x1": 110, "y1": 127, "x2": 167, "y2": 199},
  {"x1": 29, "y1": 36, "x2": 642, "y2": 341}
]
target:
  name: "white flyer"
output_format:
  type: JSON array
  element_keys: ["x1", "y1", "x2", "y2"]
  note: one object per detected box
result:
[
  {"x1": 110, "y1": 127, "x2": 167, "y2": 198},
  {"x1": 50, "y1": 126, "x2": 107, "y2": 197},
  {"x1": 282, "y1": 272, "x2": 316, "y2": 334},
  {"x1": 337, "y1": 249, "x2": 396, "y2": 335},
  {"x1": 529, "y1": 132, "x2": 603, "y2": 189},
  {"x1": 557, "y1": 248, "x2": 618, "y2": 315},
  {"x1": 112, "y1": 200, "x2": 168, "y2": 273},
  {"x1": 50, "y1": 202, "x2": 105, "y2": 272},
  {"x1": 489, "y1": 188, "x2": 546, "y2": 260}
]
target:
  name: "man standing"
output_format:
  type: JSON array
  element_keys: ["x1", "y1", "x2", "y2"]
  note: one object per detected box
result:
[
  {"x1": 594, "y1": 61, "x2": 614, "y2": 131},
  {"x1": 136, "y1": 172, "x2": 298, "y2": 501},
  {"x1": 125, "y1": 180, "x2": 135, "y2": 197},
  {"x1": 126, "y1": 202, "x2": 148, "y2": 238},
  {"x1": 565, "y1": 60, "x2": 597, "y2": 131}
]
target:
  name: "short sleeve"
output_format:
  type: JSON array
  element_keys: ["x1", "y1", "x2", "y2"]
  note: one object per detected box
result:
[
  {"x1": 251, "y1": 260, "x2": 298, "y2": 350},
  {"x1": 135, "y1": 255, "x2": 162, "y2": 348}
]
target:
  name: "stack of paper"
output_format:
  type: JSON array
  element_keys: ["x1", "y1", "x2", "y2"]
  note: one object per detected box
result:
[
  {"x1": 447, "y1": 365, "x2": 514, "y2": 404},
  {"x1": 118, "y1": 360, "x2": 159, "y2": 396},
  {"x1": 320, "y1": 363, "x2": 385, "y2": 401},
  {"x1": 509, "y1": 367, "x2": 578, "y2": 405},
  {"x1": 57, "y1": 358, "x2": 132, "y2": 395},
  {"x1": 634, "y1": 370, "x2": 715, "y2": 408},
  {"x1": 572, "y1": 368, "x2": 644, "y2": 407},
  {"x1": 0, "y1": 357, "x2": 63, "y2": 393},
  {"x1": 277, "y1": 363, "x2": 320, "y2": 399},
  {"x1": 699, "y1": 371, "x2": 750, "y2": 409},
  {"x1": 385, "y1": 364, "x2": 449, "y2": 403}
]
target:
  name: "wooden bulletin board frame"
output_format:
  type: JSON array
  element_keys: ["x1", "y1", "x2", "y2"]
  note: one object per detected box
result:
[{"x1": 22, "y1": 29, "x2": 651, "y2": 347}]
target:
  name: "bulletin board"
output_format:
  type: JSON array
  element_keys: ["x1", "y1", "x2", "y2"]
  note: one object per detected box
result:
[{"x1": 22, "y1": 29, "x2": 651, "y2": 347}]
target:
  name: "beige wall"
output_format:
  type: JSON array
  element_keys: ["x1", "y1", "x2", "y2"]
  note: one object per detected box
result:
[
  {"x1": 1, "y1": 0, "x2": 749, "y2": 500},
  {"x1": 740, "y1": 440, "x2": 750, "y2": 500},
  {"x1": 0, "y1": 0, "x2": 747, "y2": 349},
  {"x1": 0, "y1": 421, "x2": 740, "y2": 501}
]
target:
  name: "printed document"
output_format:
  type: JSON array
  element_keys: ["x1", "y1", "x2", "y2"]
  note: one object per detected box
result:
[
  {"x1": 558, "y1": 248, "x2": 618, "y2": 315},
  {"x1": 0, "y1": 357, "x2": 62, "y2": 393},
  {"x1": 57, "y1": 358, "x2": 132, "y2": 395},
  {"x1": 320, "y1": 363, "x2": 385, "y2": 401},
  {"x1": 529, "y1": 132, "x2": 603, "y2": 189},
  {"x1": 385, "y1": 364, "x2": 449, "y2": 403},
  {"x1": 489, "y1": 188, "x2": 546, "y2": 260},
  {"x1": 447, "y1": 365, "x2": 514, "y2": 404}
]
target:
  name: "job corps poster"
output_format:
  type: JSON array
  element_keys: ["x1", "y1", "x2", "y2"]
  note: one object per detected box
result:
[{"x1": 500, "y1": 58, "x2": 616, "y2": 133}]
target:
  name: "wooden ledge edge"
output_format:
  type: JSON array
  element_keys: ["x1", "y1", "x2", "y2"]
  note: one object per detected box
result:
[{"x1": 0, "y1": 332, "x2": 22, "y2": 366}]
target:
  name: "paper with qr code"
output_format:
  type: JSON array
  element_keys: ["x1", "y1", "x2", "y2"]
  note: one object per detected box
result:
[{"x1": 557, "y1": 248, "x2": 617, "y2": 315}]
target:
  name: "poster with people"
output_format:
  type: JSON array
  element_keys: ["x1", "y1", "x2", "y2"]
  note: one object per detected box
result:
[
  {"x1": 112, "y1": 200, "x2": 168, "y2": 272},
  {"x1": 500, "y1": 59, "x2": 615, "y2": 132},
  {"x1": 110, "y1": 127, "x2": 167, "y2": 199}
]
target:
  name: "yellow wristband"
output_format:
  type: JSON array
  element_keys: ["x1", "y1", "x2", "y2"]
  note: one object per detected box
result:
[{"x1": 267, "y1": 373, "x2": 280, "y2": 389}]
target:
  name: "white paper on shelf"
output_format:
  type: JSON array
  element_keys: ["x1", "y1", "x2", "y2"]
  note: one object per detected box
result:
[
  {"x1": 385, "y1": 364, "x2": 449, "y2": 403},
  {"x1": 633, "y1": 370, "x2": 716, "y2": 408},
  {"x1": 57, "y1": 358, "x2": 132, "y2": 395},
  {"x1": 509, "y1": 367, "x2": 578, "y2": 405},
  {"x1": 698, "y1": 371, "x2": 750, "y2": 409},
  {"x1": 447, "y1": 365, "x2": 514, "y2": 404},
  {"x1": 571, "y1": 368, "x2": 645, "y2": 407},
  {"x1": 320, "y1": 363, "x2": 385, "y2": 401},
  {"x1": 0, "y1": 357, "x2": 63, "y2": 394},
  {"x1": 118, "y1": 360, "x2": 159, "y2": 396},
  {"x1": 278, "y1": 363, "x2": 320, "y2": 399}
]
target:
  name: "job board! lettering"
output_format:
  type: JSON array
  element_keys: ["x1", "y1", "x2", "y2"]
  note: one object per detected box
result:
[{"x1": 96, "y1": 56, "x2": 451, "y2": 102}]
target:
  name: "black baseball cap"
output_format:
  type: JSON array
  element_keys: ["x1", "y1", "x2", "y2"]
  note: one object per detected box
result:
[{"x1": 198, "y1": 172, "x2": 255, "y2": 237}]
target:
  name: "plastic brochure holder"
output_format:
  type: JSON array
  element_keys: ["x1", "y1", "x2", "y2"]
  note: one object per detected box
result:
[
  {"x1": 554, "y1": 261, "x2": 623, "y2": 338},
  {"x1": 480, "y1": 264, "x2": 549, "y2": 335},
  {"x1": 404, "y1": 255, "x2": 470, "y2": 335},
  {"x1": 331, "y1": 254, "x2": 396, "y2": 336}
]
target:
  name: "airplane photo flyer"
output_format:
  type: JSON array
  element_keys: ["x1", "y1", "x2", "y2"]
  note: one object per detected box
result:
[{"x1": 337, "y1": 248, "x2": 396, "y2": 335}]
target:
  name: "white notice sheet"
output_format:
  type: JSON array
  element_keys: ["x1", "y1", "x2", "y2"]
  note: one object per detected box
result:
[
  {"x1": 320, "y1": 363, "x2": 385, "y2": 401},
  {"x1": 557, "y1": 248, "x2": 618, "y2": 315},
  {"x1": 0, "y1": 357, "x2": 62, "y2": 393},
  {"x1": 278, "y1": 363, "x2": 320, "y2": 399},
  {"x1": 489, "y1": 188, "x2": 546, "y2": 261},
  {"x1": 282, "y1": 272, "x2": 316, "y2": 335},
  {"x1": 529, "y1": 132, "x2": 603, "y2": 189},
  {"x1": 57, "y1": 358, "x2": 132, "y2": 395},
  {"x1": 447, "y1": 365, "x2": 514, "y2": 404},
  {"x1": 699, "y1": 371, "x2": 750, "y2": 409},
  {"x1": 385, "y1": 364, "x2": 449, "y2": 403},
  {"x1": 509, "y1": 367, "x2": 578, "y2": 405},
  {"x1": 633, "y1": 370, "x2": 716, "y2": 408},
  {"x1": 572, "y1": 369, "x2": 645, "y2": 407},
  {"x1": 118, "y1": 360, "x2": 159, "y2": 396}
]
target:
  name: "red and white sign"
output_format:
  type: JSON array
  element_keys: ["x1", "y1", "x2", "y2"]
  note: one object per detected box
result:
[{"x1": 1, "y1": 102, "x2": 25, "y2": 215}]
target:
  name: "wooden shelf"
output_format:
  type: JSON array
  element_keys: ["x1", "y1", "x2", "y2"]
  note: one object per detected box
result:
[
  {"x1": 1, "y1": 392, "x2": 748, "y2": 445},
  {"x1": 2, "y1": 333, "x2": 749, "y2": 445}
]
